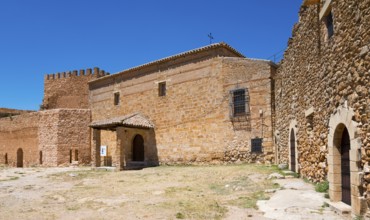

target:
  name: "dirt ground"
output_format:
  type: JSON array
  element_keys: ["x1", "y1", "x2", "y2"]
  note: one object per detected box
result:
[{"x1": 0, "y1": 164, "x2": 281, "y2": 220}]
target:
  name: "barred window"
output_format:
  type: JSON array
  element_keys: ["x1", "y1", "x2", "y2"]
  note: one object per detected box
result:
[
  {"x1": 251, "y1": 138, "x2": 263, "y2": 153},
  {"x1": 230, "y1": 88, "x2": 249, "y2": 117}
]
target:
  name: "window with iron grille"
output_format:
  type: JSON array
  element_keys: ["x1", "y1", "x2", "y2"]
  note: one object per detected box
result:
[
  {"x1": 251, "y1": 138, "x2": 263, "y2": 153},
  {"x1": 158, "y1": 82, "x2": 166, "y2": 97},
  {"x1": 230, "y1": 89, "x2": 249, "y2": 117}
]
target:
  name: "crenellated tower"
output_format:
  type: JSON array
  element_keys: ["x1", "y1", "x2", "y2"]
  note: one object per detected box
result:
[{"x1": 42, "y1": 67, "x2": 109, "y2": 110}]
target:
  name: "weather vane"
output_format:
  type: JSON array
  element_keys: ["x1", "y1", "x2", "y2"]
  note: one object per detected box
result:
[{"x1": 208, "y1": 33, "x2": 214, "y2": 44}]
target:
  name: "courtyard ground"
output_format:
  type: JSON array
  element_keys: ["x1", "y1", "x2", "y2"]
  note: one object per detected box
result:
[{"x1": 0, "y1": 164, "x2": 346, "y2": 220}]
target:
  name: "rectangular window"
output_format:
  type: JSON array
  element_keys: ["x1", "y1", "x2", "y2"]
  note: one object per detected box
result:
[
  {"x1": 114, "y1": 92, "x2": 120, "y2": 105},
  {"x1": 251, "y1": 138, "x2": 263, "y2": 153},
  {"x1": 325, "y1": 11, "x2": 334, "y2": 39},
  {"x1": 231, "y1": 89, "x2": 249, "y2": 117},
  {"x1": 158, "y1": 82, "x2": 166, "y2": 97}
]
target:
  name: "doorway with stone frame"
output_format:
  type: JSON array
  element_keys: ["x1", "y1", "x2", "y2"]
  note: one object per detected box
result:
[
  {"x1": 90, "y1": 113, "x2": 158, "y2": 170},
  {"x1": 328, "y1": 106, "x2": 365, "y2": 215},
  {"x1": 288, "y1": 119, "x2": 299, "y2": 173}
]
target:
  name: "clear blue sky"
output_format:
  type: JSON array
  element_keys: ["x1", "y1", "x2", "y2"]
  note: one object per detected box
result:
[{"x1": 0, "y1": 0, "x2": 302, "y2": 110}]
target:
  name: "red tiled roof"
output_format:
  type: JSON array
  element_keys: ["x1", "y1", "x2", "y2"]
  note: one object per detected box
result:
[{"x1": 90, "y1": 113, "x2": 154, "y2": 129}]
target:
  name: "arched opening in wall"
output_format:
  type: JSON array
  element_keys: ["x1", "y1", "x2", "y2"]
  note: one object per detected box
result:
[
  {"x1": 339, "y1": 127, "x2": 351, "y2": 205},
  {"x1": 69, "y1": 149, "x2": 72, "y2": 163},
  {"x1": 75, "y1": 149, "x2": 78, "y2": 161},
  {"x1": 132, "y1": 134, "x2": 144, "y2": 162},
  {"x1": 290, "y1": 129, "x2": 296, "y2": 172},
  {"x1": 39, "y1": 151, "x2": 43, "y2": 165},
  {"x1": 4, "y1": 153, "x2": 8, "y2": 165},
  {"x1": 17, "y1": 148, "x2": 23, "y2": 168}
]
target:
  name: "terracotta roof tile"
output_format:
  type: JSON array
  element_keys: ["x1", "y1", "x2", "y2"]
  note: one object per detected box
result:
[{"x1": 90, "y1": 113, "x2": 154, "y2": 129}]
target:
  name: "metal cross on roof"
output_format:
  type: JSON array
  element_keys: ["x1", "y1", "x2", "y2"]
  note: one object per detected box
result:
[{"x1": 208, "y1": 33, "x2": 214, "y2": 44}]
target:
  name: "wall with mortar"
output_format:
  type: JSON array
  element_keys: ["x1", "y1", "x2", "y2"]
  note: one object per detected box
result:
[
  {"x1": 0, "y1": 113, "x2": 39, "y2": 167},
  {"x1": 90, "y1": 53, "x2": 275, "y2": 165},
  {"x1": 0, "y1": 109, "x2": 91, "y2": 167},
  {"x1": 42, "y1": 68, "x2": 108, "y2": 110},
  {"x1": 275, "y1": 0, "x2": 369, "y2": 215},
  {"x1": 38, "y1": 109, "x2": 91, "y2": 166}
]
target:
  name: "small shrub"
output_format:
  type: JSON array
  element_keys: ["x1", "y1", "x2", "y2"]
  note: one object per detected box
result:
[
  {"x1": 315, "y1": 180, "x2": 329, "y2": 193},
  {"x1": 176, "y1": 212, "x2": 185, "y2": 219}
]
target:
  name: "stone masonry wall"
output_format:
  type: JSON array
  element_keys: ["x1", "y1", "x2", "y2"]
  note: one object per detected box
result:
[
  {"x1": 90, "y1": 55, "x2": 275, "y2": 165},
  {"x1": 0, "y1": 109, "x2": 91, "y2": 167},
  {"x1": 276, "y1": 0, "x2": 369, "y2": 181},
  {"x1": 39, "y1": 109, "x2": 91, "y2": 166},
  {"x1": 0, "y1": 113, "x2": 39, "y2": 167},
  {"x1": 42, "y1": 68, "x2": 108, "y2": 110},
  {"x1": 275, "y1": 0, "x2": 369, "y2": 214}
]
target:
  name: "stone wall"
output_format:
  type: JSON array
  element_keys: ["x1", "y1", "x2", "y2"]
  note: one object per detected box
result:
[
  {"x1": 0, "y1": 113, "x2": 39, "y2": 167},
  {"x1": 39, "y1": 109, "x2": 91, "y2": 166},
  {"x1": 42, "y1": 68, "x2": 108, "y2": 110},
  {"x1": 0, "y1": 109, "x2": 91, "y2": 167},
  {"x1": 275, "y1": 0, "x2": 369, "y2": 215},
  {"x1": 90, "y1": 48, "x2": 276, "y2": 165}
]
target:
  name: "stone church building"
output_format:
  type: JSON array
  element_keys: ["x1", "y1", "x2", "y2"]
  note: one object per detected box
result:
[
  {"x1": 89, "y1": 43, "x2": 276, "y2": 169},
  {"x1": 0, "y1": 0, "x2": 369, "y2": 217}
]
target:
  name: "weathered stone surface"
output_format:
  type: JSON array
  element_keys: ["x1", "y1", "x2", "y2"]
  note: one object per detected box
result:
[
  {"x1": 90, "y1": 44, "x2": 277, "y2": 165},
  {"x1": 275, "y1": 0, "x2": 369, "y2": 216}
]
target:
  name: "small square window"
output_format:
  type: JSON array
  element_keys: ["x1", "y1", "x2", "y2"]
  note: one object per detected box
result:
[
  {"x1": 158, "y1": 82, "x2": 166, "y2": 97},
  {"x1": 251, "y1": 138, "x2": 263, "y2": 153},
  {"x1": 114, "y1": 92, "x2": 120, "y2": 105}
]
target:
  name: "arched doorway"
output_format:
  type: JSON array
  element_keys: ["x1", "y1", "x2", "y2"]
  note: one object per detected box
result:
[
  {"x1": 17, "y1": 148, "x2": 23, "y2": 167},
  {"x1": 290, "y1": 129, "x2": 296, "y2": 172},
  {"x1": 132, "y1": 135, "x2": 144, "y2": 161},
  {"x1": 340, "y1": 127, "x2": 351, "y2": 205}
]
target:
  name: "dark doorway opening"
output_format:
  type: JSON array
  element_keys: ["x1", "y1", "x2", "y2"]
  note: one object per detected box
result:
[
  {"x1": 290, "y1": 129, "x2": 296, "y2": 172},
  {"x1": 75, "y1": 149, "x2": 79, "y2": 161},
  {"x1": 341, "y1": 127, "x2": 351, "y2": 205},
  {"x1": 133, "y1": 135, "x2": 144, "y2": 161},
  {"x1": 4, "y1": 153, "x2": 8, "y2": 165},
  {"x1": 17, "y1": 148, "x2": 23, "y2": 167},
  {"x1": 39, "y1": 151, "x2": 43, "y2": 164},
  {"x1": 69, "y1": 149, "x2": 72, "y2": 163}
]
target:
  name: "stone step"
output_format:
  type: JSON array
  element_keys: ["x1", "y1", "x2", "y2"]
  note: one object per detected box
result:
[{"x1": 327, "y1": 201, "x2": 351, "y2": 216}]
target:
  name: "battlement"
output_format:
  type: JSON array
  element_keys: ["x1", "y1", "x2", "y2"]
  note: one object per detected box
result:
[{"x1": 45, "y1": 67, "x2": 110, "y2": 80}]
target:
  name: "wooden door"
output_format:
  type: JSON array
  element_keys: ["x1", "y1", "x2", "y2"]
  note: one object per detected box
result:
[
  {"x1": 133, "y1": 135, "x2": 144, "y2": 161},
  {"x1": 17, "y1": 148, "x2": 23, "y2": 167},
  {"x1": 290, "y1": 129, "x2": 296, "y2": 172},
  {"x1": 341, "y1": 128, "x2": 351, "y2": 205}
]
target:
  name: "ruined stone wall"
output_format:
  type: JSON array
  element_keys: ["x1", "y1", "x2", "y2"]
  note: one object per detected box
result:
[
  {"x1": 275, "y1": 0, "x2": 369, "y2": 214},
  {"x1": 0, "y1": 113, "x2": 39, "y2": 167},
  {"x1": 42, "y1": 68, "x2": 108, "y2": 110},
  {"x1": 90, "y1": 56, "x2": 275, "y2": 165}
]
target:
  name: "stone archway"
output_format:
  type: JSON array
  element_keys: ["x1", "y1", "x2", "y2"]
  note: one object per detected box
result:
[
  {"x1": 132, "y1": 134, "x2": 144, "y2": 161},
  {"x1": 288, "y1": 119, "x2": 299, "y2": 172},
  {"x1": 328, "y1": 106, "x2": 364, "y2": 214},
  {"x1": 17, "y1": 148, "x2": 23, "y2": 168}
]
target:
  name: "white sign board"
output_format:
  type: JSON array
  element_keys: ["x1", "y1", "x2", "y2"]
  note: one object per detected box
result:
[{"x1": 100, "y1": 146, "x2": 107, "y2": 156}]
